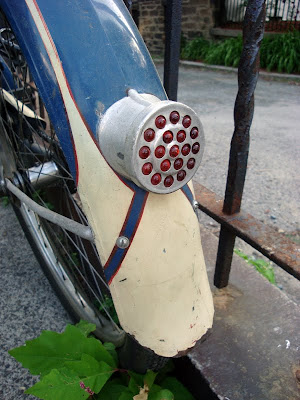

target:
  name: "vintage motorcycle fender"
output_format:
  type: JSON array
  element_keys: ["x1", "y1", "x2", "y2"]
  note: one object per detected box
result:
[{"x1": 1, "y1": 0, "x2": 214, "y2": 356}]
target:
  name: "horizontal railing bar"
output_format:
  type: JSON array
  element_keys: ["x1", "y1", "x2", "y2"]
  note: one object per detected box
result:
[{"x1": 193, "y1": 182, "x2": 300, "y2": 280}]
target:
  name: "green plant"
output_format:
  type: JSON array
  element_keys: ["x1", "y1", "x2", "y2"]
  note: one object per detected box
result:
[
  {"x1": 98, "y1": 294, "x2": 120, "y2": 325},
  {"x1": 204, "y1": 37, "x2": 243, "y2": 68},
  {"x1": 1, "y1": 195, "x2": 10, "y2": 206},
  {"x1": 9, "y1": 321, "x2": 195, "y2": 400},
  {"x1": 32, "y1": 189, "x2": 55, "y2": 210},
  {"x1": 260, "y1": 30, "x2": 300, "y2": 74},
  {"x1": 180, "y1": 37, "x2": 210, "y2": 61},
  {"x1": 181, "y1": 31, "x2": 300, "y2": 74},
  {"x1": 234, "y1": 249, "x2": 276, "y2": 284}
]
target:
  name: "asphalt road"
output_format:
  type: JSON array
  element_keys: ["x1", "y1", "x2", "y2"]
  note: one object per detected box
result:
[{"x1": 1, "y1": 66, "x2": 299, "y2": 399}]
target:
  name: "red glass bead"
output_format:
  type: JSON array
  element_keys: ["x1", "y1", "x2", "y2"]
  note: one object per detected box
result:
[
  {"x1": 142, "y1": 163, "x2": 153, "y2": 175},
  {"x1": 155, "y1": 115, "x2": 166, "y2": 129},
  {"x1": 163, "y1": 130, "x2": 173, "y2": 144},
  {"x1": 182, "y1": 144, "x2": 191, "y2": 156},
  {"x1": 139, "y1": 146, "x2": 150, "y2": 159},
  {"x1": 192, "y1": 142, "x2": 200, "y2": 154},
  {"x1": 155, "y1": 145, "x2": 165, "y2": 158},
  {"x1": 177, "y1": 170, "x2": 186, "y2": 181},
  {"x1": 182, "y1": 115, "x2": 191, "y2": 128},
  {"x1": 169, "y1": 145, "x2": 180, "y2": 158},
  {"x1": 161, "y1": 159, "x2": 171, "y2": 172},
  {"x1": 187, "y1": 158, "x2": 195, "y2": 169},
  {"x1": 151, "y1": 173, "x2": 161, "y2": 185},
  {"x1": 174, "y1": 158, "x2": 183, "y2": 170},
  {"x1": 177, "y1": 130, "x2": 186, "y2": 143},
  {"x1": 164, "y1": 176, "x2": 174, "y2": 187},
  {"x1": 190, "y1": 127, "x2": 199, "y2": 139},
  {"x1": 170, "y1": 111, "x2": 180, "y2": 124},
  {"x1": 144, "y1": 128, "x2": 155, "y2": 142}
]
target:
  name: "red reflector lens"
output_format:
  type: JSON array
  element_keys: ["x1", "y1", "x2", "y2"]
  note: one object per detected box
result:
[
  {"x1": 182, "y1": 115, "x2": 191, "y2": 128},
  {"x1": 177, "y1": 170, "x2": 186, "y2": 181},
  {"x1": 192, "y1": 142, "x2": 200, "y2": 154},
  {"x1": 151, "y1": 173, "x2": 161, "y2": 185},
  {"x1": 139, "y1": 146, "x2": 151, "y2": 159},
  {"x1": 155, "y1": 115, "x2": 166, "y2": 129},
  {"x1": 161, "y1": 159, "x2": 171, "y2": 172},
  {"x1": 174, "y1": 158, "x2": 183, "y2": 170},
  {"x1": 187, "y1": 158, "x2": 195, "y2": 169},
  {"x1": 190, "y1": 127, "x2": 199, "y2": 139},
  {"x1": 142, "y1": 163, "x2": 153, "y2": 175},
  {"x1": 163, "y1": 130, "x2": 173, "y2": 144},
  {"x1": 144, "y1": 128, "x2": 155, "y2": 142},
  {"x1": 170, "y1": 145, "x2": 180, "y2": 158},
  {"x1": 182, "y1": 144, "x2": 191, "y2": 156},
  {"x1": 177, "y1": 130, "x2": 186, "y2": 143},
  {"x1": 164, "y1": 176, "x2": 174, "y2": 187},
  {"x1": 170, "y1": 111, "x2": 180, "y2": 124},
  {"x1": 155, "y1": 145, "x2": 166, "y2": 158}
]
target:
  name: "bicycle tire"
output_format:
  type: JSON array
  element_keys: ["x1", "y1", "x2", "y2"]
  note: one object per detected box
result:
[{"x1": 0, "y1": 8, "x2": 166, "y2": 373}]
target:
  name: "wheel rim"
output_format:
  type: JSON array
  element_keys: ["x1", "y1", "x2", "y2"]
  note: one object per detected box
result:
[{"x1": 0, "y1": 11, "x2": 125, "y2": 346}]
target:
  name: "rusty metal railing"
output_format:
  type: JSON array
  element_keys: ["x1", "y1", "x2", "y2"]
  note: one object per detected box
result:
[{"x1": 163, "y1": 0, "x2": 300, "y2": 286}]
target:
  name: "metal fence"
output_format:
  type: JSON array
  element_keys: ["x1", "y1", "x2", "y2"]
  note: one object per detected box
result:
[
  {"x1": 223, "y1": 0, "x2": 300, "y2": 31},
  {"x1": 162, "y1": 0, "x2": 300, "y2": 287}
]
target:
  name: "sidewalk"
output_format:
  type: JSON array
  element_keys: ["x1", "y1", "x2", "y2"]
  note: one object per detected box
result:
[
  {"x1": 189, "y1": 226, "x2": 300, "y2": 399},
  {"x1": 155, "y1": 58, "x2": 300, "y2": 82}
]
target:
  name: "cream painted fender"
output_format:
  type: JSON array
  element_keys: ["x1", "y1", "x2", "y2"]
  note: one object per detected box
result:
[
  {"x1": 76, "y1": 129, "x2": 214, "y2": 357},
  {"x1": 26, "y1": 0, "x2": 214, "y2": 357}
]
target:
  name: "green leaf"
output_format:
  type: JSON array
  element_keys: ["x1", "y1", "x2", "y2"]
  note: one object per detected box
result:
[
  {"x1": 148, "y1": 383, "x2": 163, "y2": 397},
  {"x1": 128, "y1": 377, "x2": 140, "y2": 395},
  {"x1": 9, "y1": 324, "x2": 116, "y2": 376},
  {"x1": 255, "y1": 264, "x2": 276, "y2": 284},
  {"x1": 149, "y1": 388, "x2": 174, "y2": 400},
  {"x1": 160, "y1": 377, "x2": 195, "y2": 400},
  {"x1": 118, "y1": 390, "x2": 136, "y2": 400},
  {"x1": 144, "y1": 370, "x2": 158, "y2": 390},
  {"x1": 25, "y1": 368, "x2": 89, "y2": 400},
  {"x1": 97, "y1": 380, "x2": 129, "y2": 400},
  {"x1": 103, "y1": 342, "x2": 118, "y2": 366},
  {"x1": 75, "y1": 320, "x2": 96, "y2": 337},
  {"x1": 26, "y1": 360, "x2": 113, "y2": 400},
  {"x1": 64, "y1": 353, "x2": 114, "y2": 382},
  {"x1": 128, "y1": 371, "x2": 144, "y2": 388},
  {"x1": 1, "y1": 196, "x2": 10, "y2": 207}
]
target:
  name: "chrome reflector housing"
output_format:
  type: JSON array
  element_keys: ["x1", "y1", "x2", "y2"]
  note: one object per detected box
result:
[{"x1": 98, "y1": 90, "x2": 204, "y2": 194}]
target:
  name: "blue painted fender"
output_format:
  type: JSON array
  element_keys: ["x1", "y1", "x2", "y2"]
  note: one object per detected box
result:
[{"x1": 0, "y1": 0, "x2": 166, "y2": 181}]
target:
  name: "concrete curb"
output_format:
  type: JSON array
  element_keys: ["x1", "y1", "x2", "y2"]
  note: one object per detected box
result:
[{"x1": 154, "y1": 59, "x2": 300, "y2": 82}]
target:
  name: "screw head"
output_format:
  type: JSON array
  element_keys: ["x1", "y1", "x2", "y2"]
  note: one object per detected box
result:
[
  {"x1": 193, "y1": 200, "x2": 200, "y2": 210},
  {"x1": 116, "y1": 236, "x2": 130, "y2": 249}
]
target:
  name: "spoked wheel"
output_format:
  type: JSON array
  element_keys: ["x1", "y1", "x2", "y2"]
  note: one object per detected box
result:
[
  {"x1": 0, "y1": 10, "x2": 167, "y2": 372},
  {"x1": 0, "y1": 12, "x2": 124, "y2": 347}
]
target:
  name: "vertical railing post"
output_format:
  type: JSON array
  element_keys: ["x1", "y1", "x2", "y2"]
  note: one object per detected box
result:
[
  {"x1": 214, "y1": 0, "x2": 266, "y2": 288},
  {"x1": 164, "y1": 0, "x2": 182, "y2": 101}
]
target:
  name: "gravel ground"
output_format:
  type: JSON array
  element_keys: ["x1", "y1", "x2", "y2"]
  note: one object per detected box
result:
[{"x1": 0, "y1": 205, "x2": 71, "y2": 400}]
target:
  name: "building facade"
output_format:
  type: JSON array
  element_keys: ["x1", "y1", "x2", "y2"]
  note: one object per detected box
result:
[{"x1": 132, "y1": 0, "x2": 216, "y2": 55}]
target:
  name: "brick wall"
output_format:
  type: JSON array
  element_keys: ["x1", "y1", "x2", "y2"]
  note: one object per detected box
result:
[
  {"x1": 133, "y1": 0, "x2": 215, "y2": 55},
  {"x1": 136, "y1": 0, "x2": 166, "y2": 56}
]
